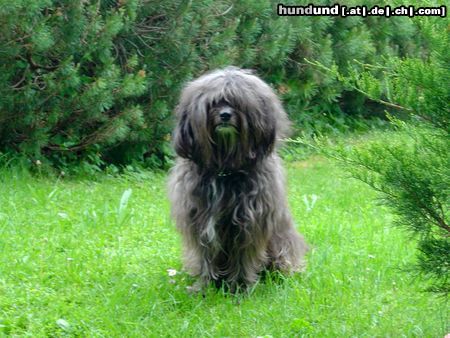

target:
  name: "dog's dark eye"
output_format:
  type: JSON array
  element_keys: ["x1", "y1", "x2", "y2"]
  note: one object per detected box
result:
[{"x1": 189, "y1": 208, "x2": 198, "y2": 218}]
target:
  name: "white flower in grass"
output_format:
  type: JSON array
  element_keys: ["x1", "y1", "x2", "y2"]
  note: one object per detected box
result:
[
  {"x1": 167, "y1": 269, "x2": 177, "y2": 277},
  {"x1": 56, "y1": 318, "x2": 70, "y2": 331}
]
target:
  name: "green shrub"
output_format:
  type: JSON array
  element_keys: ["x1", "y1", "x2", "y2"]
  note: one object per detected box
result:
[
  {"x1": 318, "y1": 12, "x2": 449, "y2": 294},
  {"x1": 0, "y1": 0, "x2": 147, "y2": 169},
  {"x1": 0, "y1": 0, "x2": 421, "y2": 169}
]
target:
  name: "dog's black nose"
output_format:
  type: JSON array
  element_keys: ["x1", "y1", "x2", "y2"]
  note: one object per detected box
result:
[{"x1": 220, "y1": 110, "x2": 232, "y2": 122}]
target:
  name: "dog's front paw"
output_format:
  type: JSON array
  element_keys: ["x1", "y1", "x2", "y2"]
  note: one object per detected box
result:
[{"x1": 186, "y1": 280, "x2": 207, "y2": 296}]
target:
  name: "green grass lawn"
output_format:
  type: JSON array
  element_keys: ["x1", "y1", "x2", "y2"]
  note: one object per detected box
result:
[{"x1": 0, "y1": 158, "x2": 447, "y2": 337}]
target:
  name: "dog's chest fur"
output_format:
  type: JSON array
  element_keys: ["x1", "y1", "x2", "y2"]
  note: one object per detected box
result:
[{"x1": 189, "y1": 171, "x2": 270, "y2": 274}]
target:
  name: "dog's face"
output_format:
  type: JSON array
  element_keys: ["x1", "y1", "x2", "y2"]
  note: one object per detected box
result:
[
  {"x1": 208, "y1": 100, "x2": 239, "y2": 147},
  {"x1": 209, "y1": 100, "x2": 238, "y2": 134},
  {"x1": 207, "y1": 100, "x2": 242, "y2": 170},
  {"x1": 173, "y1": 67, "x2": 290, "y2": 171}
]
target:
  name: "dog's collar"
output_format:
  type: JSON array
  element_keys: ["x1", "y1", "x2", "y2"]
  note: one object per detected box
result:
[
  {"x1": 216, "y1": 169, "x2": 248, "y2": 177},
  {"x1": 217, "y1": 171, "x2": 234, "y2": 177}
]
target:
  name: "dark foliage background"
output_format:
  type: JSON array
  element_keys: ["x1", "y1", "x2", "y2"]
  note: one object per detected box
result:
[{"x1": 0, "y1": 0, "x2": 422, "y2": 170}]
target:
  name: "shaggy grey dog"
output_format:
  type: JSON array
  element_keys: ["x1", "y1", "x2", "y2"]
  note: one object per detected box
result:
[{"x1": 168, "y1": 67, "x2": 307, "y2": 291}]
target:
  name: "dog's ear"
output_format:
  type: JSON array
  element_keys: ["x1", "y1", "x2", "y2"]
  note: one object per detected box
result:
[
  {"x1": 246, "y1": 97, "x2": 277, "y2": 158},
  {"x1": 173, "y1": 98, "x2": 214, "y2": 168},
  {"x1": 173, "y1": 111, "x2": 196, "y2": 159},
  {"x1": 259, "y1": 123, "x2": 276, "y2": 155},
  {"x1": 252, "y1": 88, "x2": 291, "y2": 158},
  {"x1": 250, "y1": 120, "x2": 276, "y2": 158}
]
